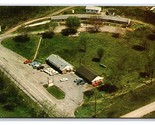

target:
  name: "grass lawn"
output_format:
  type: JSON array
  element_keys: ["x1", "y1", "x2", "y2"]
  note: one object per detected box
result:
[
  {"x1": 46, "y1": 85, "x2": 65, "y2": 99},
  {"x1": 143, "y1": 111, "x2": 155, "y2": 118},
  {"x1": 0, "y1": 70, "x2": 49, "y2": 118},
  {"x1": 0, "y1": 104, "x2": 31, "y2": 118},
  {"x1": 2, "y1": 35, "x2": 39, "y2": 60},
  {"x1": 2, "y1": 24, "x2": 155, "y2": 118},
  {"x1": 0, "y1": 6, "x2": 65, "y2": 31},
  {"x1": 75, "y1": 81, "x2": 155, "y2": 118}
]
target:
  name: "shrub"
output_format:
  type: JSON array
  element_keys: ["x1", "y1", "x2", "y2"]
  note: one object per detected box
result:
[
  {"x1": 3, "y1": 102, "x2": 17, "y2": 111},
  {"x1": 97, "y1": 84, "x2": 118, "y2": 93},
  {"x1": 13, "y1": 34, "x2": 30, "y2": 43},
  {"x1": 112, "y1": 33, "x2": 120, "y2": 38},
  {"x1": 42, "y1": 31, "x2": 54, "y2": 39},
  {"x1": 92, "y1": 58, "x2": 100, "y2": 62},
  {"x1": 84, "y1": 90, "x2": 94, "y2": 97},
  {"x1": 147, "y1": 34, "x2": 155, "y2": 41},
  {"x1": 61, "y1": 28, "x2": 77, "y2": 36},
  {"x1": 132, "y1": 45, "x2": 145, "y2": 51},
  {"x1": 139, "y1": 72, "x2": 150, "y2": 78}
]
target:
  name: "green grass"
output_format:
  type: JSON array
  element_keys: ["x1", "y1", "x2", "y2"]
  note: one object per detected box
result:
[
  {"x1": 0, "y1": 6, "x2": 65, "y2": 31},
  {"x1": 103, "y1": 7, "x2": 155, "y2": 25},
  {"x1": 2, "y1": 35, "x2": 39, "y2": 60},
  {"x1": 2, "y1": 25, "x2": 155, "y2": 118},
  {"x1": 0, "y1": 104, "x2": 32, "y2": 118},
  {"x1": 46, "y1": 85, "x2": 65, "y2": 99},
  {"x1": 0, "y1": 70, "x2": 49, "y2": 118},
  {"x1": 75, "y1": 81, "x2": 155, "y2": 118},
  {"x1": 62, "y1": 6, "x2": 86, "y2": 14},
  {"x1": 143, "y1": 111, "x2": 155, "y2": 118}
]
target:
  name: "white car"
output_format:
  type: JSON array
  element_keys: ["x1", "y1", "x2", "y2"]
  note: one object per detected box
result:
[{"x1": 60, "y1": 78, "x2": 68, "y2": 82}]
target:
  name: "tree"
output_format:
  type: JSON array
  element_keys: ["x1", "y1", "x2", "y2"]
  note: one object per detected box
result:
[
  {"x1": 66, "y1": 16, "x2": 80, "y2": 30},
  {"x1": 13, "y1": 34, "x2": 30, "y2": 43},
  {"x1": 88, "y1": 16, "x2": 103, "y2": 32},
  {"x1": 45, "y1": 21, "x2": 58, "y2": 32},
  {"x1": 79, "y1": 36, "x2": 87, "y2": 52},
  {"x1": 97, "y1": 48, "x2": 104, "y2": 61}
]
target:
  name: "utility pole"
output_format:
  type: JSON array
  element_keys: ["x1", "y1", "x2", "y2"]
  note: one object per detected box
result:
[{"x1": 93, "y1": 87, "x2": 97, "y2": 118}]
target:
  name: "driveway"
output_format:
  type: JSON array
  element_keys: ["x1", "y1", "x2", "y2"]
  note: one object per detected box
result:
[{"x1": 0, "y1": 40, "x2": 91, "y2": 117}]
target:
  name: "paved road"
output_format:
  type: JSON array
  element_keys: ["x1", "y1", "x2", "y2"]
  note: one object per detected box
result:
[
  {"x1": 1, "y1": 6, "x2": 74, "y2": 36},
  {"x1": 0, "y1": 6, "x2": 86, "y2": 117},
  {"x1": 0, "y1": 41, "x2": 85, "y2": 117},
  {"x1": 121, "y1": 101, "x2": 155, "y2": 118}
]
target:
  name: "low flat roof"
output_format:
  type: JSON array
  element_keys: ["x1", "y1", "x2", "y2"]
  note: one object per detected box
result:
[
  {"x1": 76, "y1": 66, "x2": 97, "y2": 83},
  {"x1": 51, "y1": 14, "x2": 130, "y2": 23},
  {"x1": 46, "y1": 54, "x2": 73, "y2": 71},
  {"x1": 85, "y1": 6, "x2": 101, "y2": 11}
]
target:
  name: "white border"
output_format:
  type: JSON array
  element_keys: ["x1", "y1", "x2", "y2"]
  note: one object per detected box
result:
[
  {"x1": 0, "y1": 0, "x2": 155, "y2": 6},
  {"x1": 1, "y1": 0, "x2": 155, "y2": 125}
]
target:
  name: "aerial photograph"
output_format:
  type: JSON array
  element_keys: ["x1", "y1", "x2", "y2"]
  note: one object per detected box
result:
[{"x1": 0, "y1": 6, "x2": 155, "y2": 118}]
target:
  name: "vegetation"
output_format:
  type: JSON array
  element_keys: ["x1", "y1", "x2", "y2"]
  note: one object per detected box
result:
[
  {"x1": 97, "y1": 48, "x2": 104, "y2": 62},
  {"x1": 88, "y1": 16, "x2": 103, "y2": 32},
  {"x1": 75, "y1": 81, "x2": 155, "y2": 118},
  {"x1": 0, "y1": 70, "x2": 49, "y2": 118},
  {"x1": 0, "y1": 6, "x2": 64, "y2": 32},
  {"x1": 143, "y1": 111, "x2": 155, "y2": 118},
  {"x1": 2, "y1": 10, "x2": 155, "y2": 117},
  {"x1": 42, "y1": 31, "x2": 54, "y2": 39},
  {"x1": 66, "y1": 16, "x2": 80, "y2": 30},
  {"x1": 46, "y1": 85, "x2": 65, "y2": 99},
  {"x1": 2, "y1": 35, "x2": 39, "y2": 60},
  {"x1": 104, "y1": 7, "x2": 155, "y2": 25},
  {"x1": 13, "y1": 34, "x2": 30, "y2": 43}
]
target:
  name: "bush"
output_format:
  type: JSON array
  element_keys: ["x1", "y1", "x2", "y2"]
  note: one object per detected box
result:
[
  {"x1": 61, "y1": 28, "x2": 77, "y2": 36},
  {"x1": 84, "y1": 90, "x2": 94, "y2": 97},
  {"x1": 112, "y1": 33, "x2": 120, "y2": 38},
  {"x1": 139, "y1": 72, "x2": 150, "y2": 78},
  {"x1": 132, "y1": 45, "x2": 145, "y2": 51},
  {"x1": 3, "y1": 102, "x2": 17, "y2": 111},
  {"x1": 147, "y1": 34, "x2": 155, "y2": 41},
  {"x1": 97, "y1": 84, "x2": 118, "y2": 93},
  {"x1": 42, "y1": 31, "x2": 54, "y2": 39},
  {"x1": 92, "y1": 58, "x2": 100, "y2": 62},
  {"x1": 13, "y1": 34, "x2": 30, "y2": 43}
]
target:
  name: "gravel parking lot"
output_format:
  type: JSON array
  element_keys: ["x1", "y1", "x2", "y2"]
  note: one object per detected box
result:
[{"x1": 27, "y1": 63, "x2": 93, "y2": 116}]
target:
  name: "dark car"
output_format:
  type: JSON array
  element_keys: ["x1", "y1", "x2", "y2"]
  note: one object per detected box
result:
[
  {"x1": 74, "y1": 78, "x2": 85, "y2": 85},
  {"x1": 37, "y1": 65, "x2": 44, "y2": 70}
]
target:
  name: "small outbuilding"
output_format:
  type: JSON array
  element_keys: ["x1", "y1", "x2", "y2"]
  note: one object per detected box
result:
[
  {"x1": 46, "y1": 54, "x2": 74, "y2": 74},
  {"x1": 76, "y1": 66, "x2": 103, "y2": 86},
  {"x1": 85, "y1": 6, "x2": 102, "y2": 14}
]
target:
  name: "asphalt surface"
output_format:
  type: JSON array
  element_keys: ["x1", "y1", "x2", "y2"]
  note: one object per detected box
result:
[
  {"x1": 121, "y1": 101, "x2": 155, "y2": 118},
  {"x1": 0, "y1": 41, "x2": 87, "y2": 117},
  {"x1": 1, "y1": 8, "x2": 155, "y2": 118}
]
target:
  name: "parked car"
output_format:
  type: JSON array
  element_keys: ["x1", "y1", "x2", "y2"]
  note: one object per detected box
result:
[
  {"x1": 60, "y1": 78, "x2": 68, "y2": 82},
  {"x1": 29, "y1": 61, "x2": 41, "y2": 69},
  {"x1": 100, "y1": 64, "x2": 106, "y2": 68},
  {"x1": 23, "y1": 60, "x2": 32, "y2": 64},
  {"x1": 37, "y1": 65, "x2": 44, "y2": 70},
  {"x1": 43, "y1": 68, "x2": 53, "y2": 76},
  {"x1": 74, "y1": 78, "x2": 85, "y2": 85}
]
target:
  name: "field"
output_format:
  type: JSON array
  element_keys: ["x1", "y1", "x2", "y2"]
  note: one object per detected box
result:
[
  {"x1": 2, "y1": 35, "x2": 39, "y2": 60},
  {"x1": 143, "y1": 111, "x2": 155, "y2": 118},
  {"x1": 45, "y1": 85, "x2": 65, "y2": 99},
  {"x1": 75, "y1": 81, "x2": 155, "y2": 118},
  {"x1": 0, "y1": 70, "x2": 49, "y2": 118},
  {"x1": 1, "y1": 6, "x2": 155, "y2": 117},
  {"x1": 0, "y1": 6, "x2": 65, "y2": 32}
]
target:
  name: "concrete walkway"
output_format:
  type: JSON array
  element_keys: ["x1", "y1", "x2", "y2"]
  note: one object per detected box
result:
[{"x1": 33, "y1": 37, "x2": 42, "y2": 61}]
